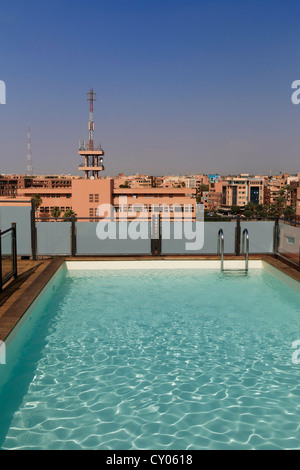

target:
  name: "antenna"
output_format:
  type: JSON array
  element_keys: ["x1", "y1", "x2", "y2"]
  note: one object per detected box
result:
[
  {"x1": 87, "y1": 89, "x2": 96, "y2": 151},
  {"x1": 27, "y1": 125, "x2": 33, "y2": 176}
]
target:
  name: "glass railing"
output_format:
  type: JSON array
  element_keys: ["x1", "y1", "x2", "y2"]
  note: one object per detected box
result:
[
  {"x1": 31, "y1": 216, "x2": 278, "y2": 258},
  {"x1": 2, "y1": 203, "x2": 296, "y2": 263},
  {"x1": 276, "y1": 219, "x2": 300, "y2": 268},
  {"x1": 0, "y1": 224, "x2": 17, "y2": 292}
]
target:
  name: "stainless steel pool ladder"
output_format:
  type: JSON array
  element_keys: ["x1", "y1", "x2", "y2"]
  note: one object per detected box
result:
[
  {"x1": 217, "y1": 229, "x2": 224, "y2": 272},
  {"x1": 217, "y1": 228, "x2": 249, "y2": 273},
  {"x1": 241, "y1": 228, "x2": 249, "y2": 273}
]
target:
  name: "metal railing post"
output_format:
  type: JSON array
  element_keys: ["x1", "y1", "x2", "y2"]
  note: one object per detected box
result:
[
  {"x1": 235, "y1": 216, "x2": 241, "y2": 256},
  {"x1": 31, "y1": 199, "x2": 37, "y2": 260},
  {"x1": 11, "y1": 223, "x2": 17, "y2": 279},
  {"x1": 71, "y1": 215, "x2": 77, "y2": 257},
  {"x1": 0, "y1": 229, "x2": 2, "y2": 293},
  {"x1": 151, "y1": 214, "x2": 161, "y2": 256},
  {"x1": 157, "y1": 214, "x2": 161, "y2": 256},
  {"x1": 273, "y1": 217, "x2": 279, "y2": 258}
]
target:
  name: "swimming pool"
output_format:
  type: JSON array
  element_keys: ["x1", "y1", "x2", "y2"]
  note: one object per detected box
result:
[{"x1": 1, "y1": 260, "x2": 300, "y2": 450}]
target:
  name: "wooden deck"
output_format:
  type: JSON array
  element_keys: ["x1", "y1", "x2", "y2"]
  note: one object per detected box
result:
[{"x1": 0, "y1": 258, "x2": 64, "y2": 341}]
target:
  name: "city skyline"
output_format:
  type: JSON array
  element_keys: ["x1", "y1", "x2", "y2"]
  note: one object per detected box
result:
[{"x1": 1, "y1": 0, "x2": 300, "y2": 176}]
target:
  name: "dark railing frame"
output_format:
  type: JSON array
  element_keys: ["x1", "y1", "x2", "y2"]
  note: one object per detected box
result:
[{"x1": 0, "y1": 223, "x2": 17, "y2": 292}]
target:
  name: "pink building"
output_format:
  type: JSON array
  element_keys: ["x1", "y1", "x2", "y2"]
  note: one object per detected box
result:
[
  {"x1": 72, "y1": 178, "x2": 114, "y2": 219},
  {"x1": 113, "y1": 186, "x2": 196, "y2": 220}
]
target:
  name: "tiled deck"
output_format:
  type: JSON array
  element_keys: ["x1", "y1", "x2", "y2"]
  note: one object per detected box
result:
[{"x1": 0, "y1": 255, "x2": 299, "y2": 343}]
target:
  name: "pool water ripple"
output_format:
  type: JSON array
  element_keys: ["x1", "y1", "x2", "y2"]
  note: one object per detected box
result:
[{"x1": 0, "y1": 268, "x2": 300, "y2": 449}]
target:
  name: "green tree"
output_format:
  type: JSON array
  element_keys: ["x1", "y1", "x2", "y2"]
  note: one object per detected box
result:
[
  {"x1": 244, "y1": 202, "x2": 256, "y2": 212},
  {"x1": 196, "y1": 194, "x2": 202, "y2": 204},
  {"x1": 256, "y1": 204, "x2": 268, "y2": 219},
  {"x1": 198, "y1": 184, "x2": 209, "y2": 193},
  {"x1": 63, "y1": 209, "x2": 77, "y2": 222},
  {"x1": 268, "y1": 204, "x2": 281, "y2": 218},
  {"x1": 283, "y1": 206, "x2": 296, "y2": 220},
  {"x1": 244, "y1": 209, "x2": 254, "y2": 218},
  {"x1": 51, "y1": 206, "x2": 62, "y2": 220},
  {"x1": 230, "y1": 205, "x2": 241, "y2": 215},
  {"x1": 32, "y1": 194, "x2": 42, "y2": 211}
]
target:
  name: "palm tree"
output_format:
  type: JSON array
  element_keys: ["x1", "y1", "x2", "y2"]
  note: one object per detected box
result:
[
  {"x1": 32, "y1": 194, "x2": 42, "y2": 215},
  {"x1": 62, "y1": 209, "x2": 77, "y2": 222},
  {"x1": 51, "y1": 206, "x2": 62, "y2": 220}
]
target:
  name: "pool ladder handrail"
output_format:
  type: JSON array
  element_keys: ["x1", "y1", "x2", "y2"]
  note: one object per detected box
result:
[
  {"x1": 241, "y1": 228, "x2": 249, "y2": 273},
  {"x1": 217, "y1": 228, "x2": 224, "y2": 272},
  {"x1": 217, "y1": 228, "x2": 249, "y2": 273}
]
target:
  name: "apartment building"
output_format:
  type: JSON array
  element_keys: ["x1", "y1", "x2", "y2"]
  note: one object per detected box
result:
[
  {"x1": 290, "y1": 181, "x2": 300, "y2": 219},
  {"x1": 2, "y1": 175, "x2": 196, "y2": 221},
  {"x1": 113, "y1": 186, "x2": 196, "y2": 220},
  {"x1": 16, "y1": 176, "x2": 75, "y2": 216},
  {"x1": 222, "y1": 175, "x2": 264, "y2": 208},
  {"x1": 202, "y1": 180, "x2": 223, "y2": 211},
  {"x1": 0, "y1": 176, "x2": 19, "y2": 197}
]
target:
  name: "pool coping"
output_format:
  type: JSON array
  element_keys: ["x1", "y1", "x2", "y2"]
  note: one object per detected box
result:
[{"x1": 0, "y1": 255, "x2": 299, "y2": 342}]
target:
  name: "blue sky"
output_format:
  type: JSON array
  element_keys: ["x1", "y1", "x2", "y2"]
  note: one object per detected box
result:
[{"x1": 0, "y1": 0, "x2": 300, "y2": 176}]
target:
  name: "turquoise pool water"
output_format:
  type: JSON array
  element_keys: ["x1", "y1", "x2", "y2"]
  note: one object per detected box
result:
[{"x1": 1, "y1": 267, "x2": 300, "y2": 450}]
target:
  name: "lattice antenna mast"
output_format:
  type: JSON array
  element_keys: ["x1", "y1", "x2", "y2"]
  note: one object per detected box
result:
[
  {"x1": 87, "y1": 89, "x2": 96, "y2": 151},
  {"x1": 27, "y1": 125, "x2": 33, "y2": 176}
]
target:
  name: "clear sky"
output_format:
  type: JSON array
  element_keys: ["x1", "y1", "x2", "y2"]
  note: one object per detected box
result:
[{"x1": 0, "y1": 0, "x2": 300, "y2": 176}]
